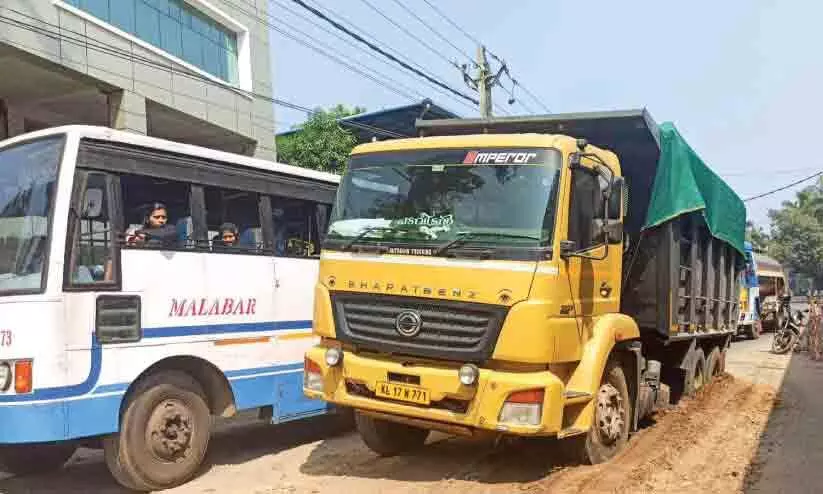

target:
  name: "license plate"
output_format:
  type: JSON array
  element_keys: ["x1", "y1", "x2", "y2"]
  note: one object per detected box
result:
[{"x1": 375, "y1": 381, "x2": 430, "y2": 405}]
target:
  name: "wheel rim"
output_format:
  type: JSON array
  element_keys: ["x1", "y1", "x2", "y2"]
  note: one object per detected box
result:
[
  {"x1": 146, "y1": 399, "x2": 195, "y2": 463},
  {"x1": 596, "y1": 383, "x2": 626, "y2": 445},
  {"x1": 774, "y1": 332, "x2": 792, "y2": 352}
]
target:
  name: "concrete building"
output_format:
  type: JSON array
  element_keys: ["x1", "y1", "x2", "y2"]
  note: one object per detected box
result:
[{"x1": 0, "y1": 0, "x2": 276, "y2": 159}]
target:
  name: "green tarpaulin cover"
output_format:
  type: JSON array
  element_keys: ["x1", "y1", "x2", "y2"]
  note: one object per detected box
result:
[{"x1": 643, "y1": 122, "x2": 746, "y2": 255}]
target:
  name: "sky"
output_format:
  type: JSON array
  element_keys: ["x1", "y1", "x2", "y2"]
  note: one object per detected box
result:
[{"x1": 269, "y1": 0, "x2": 823, "y2": 227}]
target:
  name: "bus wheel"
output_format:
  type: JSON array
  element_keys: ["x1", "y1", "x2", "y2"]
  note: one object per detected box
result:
[
  {"x1": 354, "y1": 412, "x2": 429, "y2": 456},
  {"x1": 103, "y1": 371, "x2": 211, "y2": 491},
  {"x1": 0, "y1": 442, "x2": 76, "y2": 476},
  {"x1": 570, "y1": 359, "x2": 630, "y2": 465}
]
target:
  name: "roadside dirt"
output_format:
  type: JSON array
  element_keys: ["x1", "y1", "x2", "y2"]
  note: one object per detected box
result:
[{"x1": 1, "y1": 374, "x2": 776, "y2": 494}]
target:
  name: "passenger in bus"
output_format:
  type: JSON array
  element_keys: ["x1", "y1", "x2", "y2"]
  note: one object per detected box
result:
[
  {"x1": 213, "y1": 222, "x2": 240, "y2": 251},
  {"x1": 126, "y1": 202, "x2": 177, "y2": 248}
]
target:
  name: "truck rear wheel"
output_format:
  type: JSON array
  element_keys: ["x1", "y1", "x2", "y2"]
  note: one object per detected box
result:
[
  {"x1": 0, "y1": 442, "x2": 76, "y2": 476},
  {"x1": 354, "y1": 412, "x2": 429, "y2": 456},
  {"x1": 103, "y1": 371, "x2": 211, "y2": 491},
  {"x1": 705, "y1": 347, "x2": 722, "y2": 381},
  {"x1": 570, "y1": 359, "x2": 630, "y2": 465},
  {"x1": 685, "y1": 349, "x2": 707, "y2": 396}
]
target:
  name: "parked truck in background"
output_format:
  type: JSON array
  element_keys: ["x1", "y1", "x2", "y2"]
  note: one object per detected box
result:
[
  {"x1": 738, "y1": 241, "x2": 762, "y2": 339},
  {"x1": 754, "y1": 254, "x2": 787, "y2": 331},
  {"x1": 304, "y1": 110, "x2": 746, "y2": 463}
]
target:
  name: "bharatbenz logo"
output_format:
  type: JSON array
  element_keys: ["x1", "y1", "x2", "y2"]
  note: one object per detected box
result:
[
  {"x1": 464, "y1": 150, "x2": 539, "y2": 165},
  {"x1": 346, "y1": 280, "x2": 478, "y2": 300}
]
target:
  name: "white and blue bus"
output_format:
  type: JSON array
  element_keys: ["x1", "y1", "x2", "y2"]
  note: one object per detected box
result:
[{"x1": 0, "y1": 126, "x2": 339, "y2": 490}]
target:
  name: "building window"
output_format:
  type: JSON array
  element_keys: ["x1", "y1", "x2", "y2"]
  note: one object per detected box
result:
[{"x1": 65, "y1": 0, "x2": 239, "y2": 84}]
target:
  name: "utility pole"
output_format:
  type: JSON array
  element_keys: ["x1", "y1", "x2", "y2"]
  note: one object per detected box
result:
[{"x1": 460, "y1": 45, "x2": 507, "y2": 118}]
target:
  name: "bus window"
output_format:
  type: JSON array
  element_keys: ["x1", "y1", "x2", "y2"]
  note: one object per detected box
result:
[
  {"x1": 270, "y1": 198, "x2": 332, "y2": 258},
  {"x1": 65, "y1": 171, "x2": 118, "y2": 287},
  {"x1": 203, "y1": 186, "x2": 262, "y2": 253},
  {"x1": 120, "y1": 174, "x2": 192, "y2": 249}
]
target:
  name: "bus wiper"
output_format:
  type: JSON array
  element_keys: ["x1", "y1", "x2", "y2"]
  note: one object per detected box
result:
[
  {"x1": 342, "y1": 226, "x2": 395, "y2": 251},
  {"x1": 435, "y1": 231, "x2": 542, "y2": 256}
]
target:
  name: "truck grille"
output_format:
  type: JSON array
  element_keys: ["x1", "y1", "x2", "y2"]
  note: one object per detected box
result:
[{"x1": 332, "y1": 293, "x2": 508, "y2": 362}]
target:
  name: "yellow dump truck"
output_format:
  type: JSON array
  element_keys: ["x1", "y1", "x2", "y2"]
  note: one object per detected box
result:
[{"x1": 304, "y1": 110, "x2": 745, "y2": 463}]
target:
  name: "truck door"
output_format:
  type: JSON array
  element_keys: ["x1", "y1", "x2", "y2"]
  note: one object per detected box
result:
[{"x1": 564, "y1": 164, "x2": 621, "y2": 324}]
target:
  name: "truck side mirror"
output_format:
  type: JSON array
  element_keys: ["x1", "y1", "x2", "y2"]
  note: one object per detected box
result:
[{"x1": 592, "y1": 219, "x2": 623, "y2": 245}]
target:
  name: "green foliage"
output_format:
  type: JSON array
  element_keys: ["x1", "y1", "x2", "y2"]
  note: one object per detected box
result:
[
  {"x1": 767, "y1": 178, "x2": 823, "y2": 285},
  {"x1": 275, "y1": 105, "x2": 366, "y2": 174},
  {"x1": 745, "y1": 221, "x2": 770, "y2": 253}
]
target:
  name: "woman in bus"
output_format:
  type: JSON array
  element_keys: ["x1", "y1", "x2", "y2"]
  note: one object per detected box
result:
[
  {"x1": 127, "y1": 202, "x2": 177, "y2": 248},
  {"x1": 213, "y1": 222, "x2": 240, "y2": 251}
]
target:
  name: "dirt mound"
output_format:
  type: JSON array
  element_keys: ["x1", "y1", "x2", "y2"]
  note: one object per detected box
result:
[{"x1": 521, "y1": 375, "x2": 777, "y2": 494}]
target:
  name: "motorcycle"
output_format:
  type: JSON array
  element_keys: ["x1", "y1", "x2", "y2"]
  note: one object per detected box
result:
[{"x1": 771, "y1": 295, "x2": 808, "y2": 354}]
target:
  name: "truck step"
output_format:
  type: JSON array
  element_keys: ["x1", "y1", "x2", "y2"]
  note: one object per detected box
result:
[
  {"x1": 563, "y1": 390, "x2": 593, "y2": 405},
  {"x1": 557, "y1": 427, "x2": 587, "y2": 439}
]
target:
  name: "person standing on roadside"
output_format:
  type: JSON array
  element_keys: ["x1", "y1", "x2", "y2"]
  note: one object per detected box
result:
[{"x1": 808, "y1": 294, "x2": 822, "y2": 360}]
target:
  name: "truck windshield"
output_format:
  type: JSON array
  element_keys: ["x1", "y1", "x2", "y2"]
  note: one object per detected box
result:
[
  {"x1": 327, "y1": 148, "x2": 561, "y2": 254},
  {"x1": 0, "y1": 136, "x2": 64, "y2": 294}
]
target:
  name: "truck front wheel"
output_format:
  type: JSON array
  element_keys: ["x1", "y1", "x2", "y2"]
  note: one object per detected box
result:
[
  {"x1": 354, "y1": 412, "x2": 429, "y2": 456},
  {"x1": 571, "y1": 359, "x2": 630, "y2": 464}
]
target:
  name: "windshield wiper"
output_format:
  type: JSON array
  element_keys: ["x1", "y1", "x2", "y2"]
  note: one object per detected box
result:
[
  {"x1": 435, "y1": 231, "x2": 543, "y2": 256},
  {"x1": 341, "y1": 226, "x2": 396, "y2": 251}
]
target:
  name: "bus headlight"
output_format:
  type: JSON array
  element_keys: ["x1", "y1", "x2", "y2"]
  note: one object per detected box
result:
[{"x1": 0, "y1": 362, "x2": 11, "y2": 392}]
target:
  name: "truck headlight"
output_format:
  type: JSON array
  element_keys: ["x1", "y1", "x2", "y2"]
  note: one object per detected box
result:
[
  {"x1": 0, "y1": 362, "x2": 10, "y2": 392},
  {"x1": 458, "y1": 364, "x2": 479, "y2": 386},
  {"x1": 325, "y1": 347, "x2": 343, "y2": 367}
]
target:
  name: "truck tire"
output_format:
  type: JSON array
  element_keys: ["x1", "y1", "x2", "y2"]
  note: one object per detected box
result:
[
  {"x1": 354, "y1": 412, "x2": 429, "y2": 456},
  {"x1": 685, "y1": 349, "x2": 707, "y2": 396},
  {"x1": 0, "y1": 442, "x2": 76, "y2": 476},
  {"x1": 103, "y1": 371, "x2": 211, "y2": 491},
  {"x1": 569, "y1": 359, "x2": 630, "y2": 465},
  {"x1": 705, "y1": 347, "x2": 722, "y2": 381}
]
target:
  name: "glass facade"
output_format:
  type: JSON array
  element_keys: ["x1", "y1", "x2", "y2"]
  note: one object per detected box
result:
[{"x1": 66, "y1": 0, "x2": 239, "y2": 84}]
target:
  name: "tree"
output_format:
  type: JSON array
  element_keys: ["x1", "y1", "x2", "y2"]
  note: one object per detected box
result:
[
  {"x1": 768, "y1": 178, "x2": 823, "y2": 287},
  {"x1": 745, "y1": 221, "x2": 770, "y2": 252},
  {"x1": 276, "y1": 105, "x2": 366, "y2": 173}
]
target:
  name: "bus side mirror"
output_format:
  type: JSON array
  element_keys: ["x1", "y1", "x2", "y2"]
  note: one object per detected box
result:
[{"x1": 84, "y1": 188, "x2": 103, "y2": 218}]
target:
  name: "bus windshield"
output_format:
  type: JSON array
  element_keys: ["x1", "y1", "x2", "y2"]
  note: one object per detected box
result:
[
  {"x1": 327, "y1": 148, "x2": 561, "y2": 253},
  {"x1": 0, "y1": 136, "x2": 64, "y2": 294}
]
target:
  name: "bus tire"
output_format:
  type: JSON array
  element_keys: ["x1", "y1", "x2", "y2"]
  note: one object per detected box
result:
[
  {"x1": 569, "y1": 358, "x2": 630, "y2": 465},
  {"x1": 354, "y1": 412, "x2": 429, "y2": 456},
  {"x1": 0, "y1": 442, "x2": 76, "y2": 476},
  {"x1": 104, "y1": 371, "x2": 211, "y2": 491}
]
